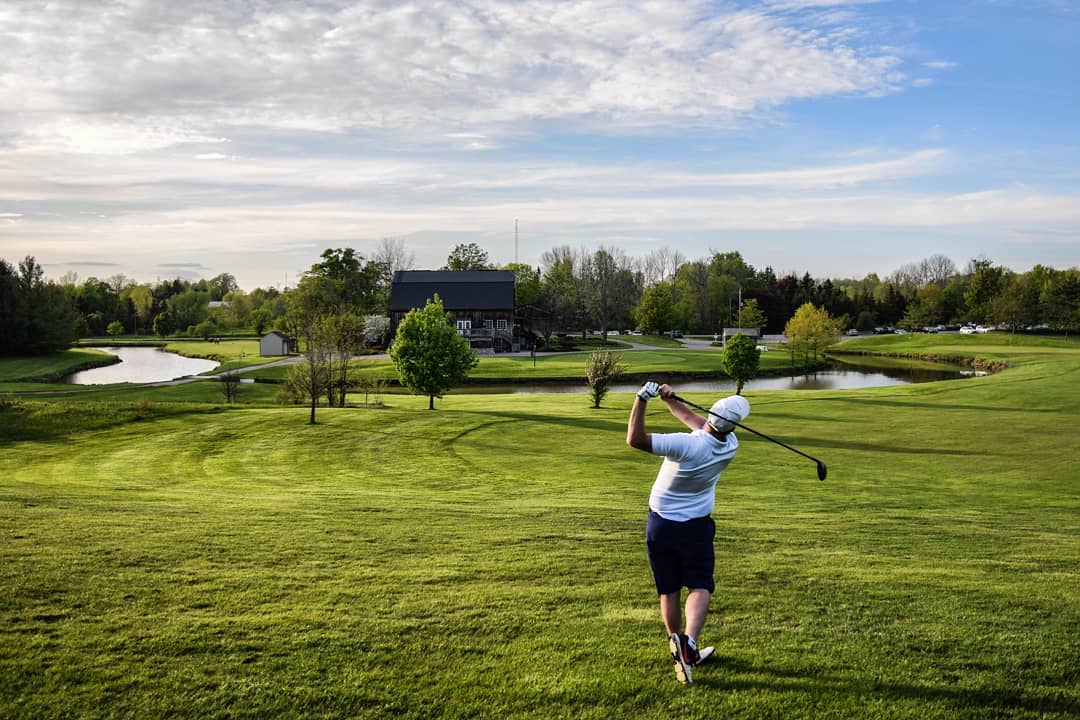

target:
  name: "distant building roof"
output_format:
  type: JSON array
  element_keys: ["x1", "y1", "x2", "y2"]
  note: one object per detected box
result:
[{"x1": 389, "y1": 270, "x2": 515, "y2": 311}]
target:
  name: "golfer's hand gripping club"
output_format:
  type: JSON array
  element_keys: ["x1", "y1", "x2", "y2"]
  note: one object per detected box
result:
[{"x1": 637, "y1": 381, "x2": 660, "y2": 401}]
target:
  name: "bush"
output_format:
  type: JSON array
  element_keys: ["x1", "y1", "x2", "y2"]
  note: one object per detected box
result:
[{"x1": 585, "y1": 350, "x2": 627, "y2": 409}]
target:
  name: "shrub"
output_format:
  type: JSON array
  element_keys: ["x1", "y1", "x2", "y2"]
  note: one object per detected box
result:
[{"x1": 585, "y1": 350, "x2": 627, "y2": 409}]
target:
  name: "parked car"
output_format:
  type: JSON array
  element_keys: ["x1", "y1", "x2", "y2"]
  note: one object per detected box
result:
[
  {"x1": 845, "y1": 329, "x2": 859, "y2": 336},
  {"x1": 672, "y1": 331, "x2": 684, "y2": 338},
  {"x1": 975, "y1": 325, "x2": 992, "y2": 333},
  {"x1": 755, "y1": 345, "x2": 770, "y2": 352},
  {"x1": 959, "y1": 326, "x2": 976, "y2": 335}
]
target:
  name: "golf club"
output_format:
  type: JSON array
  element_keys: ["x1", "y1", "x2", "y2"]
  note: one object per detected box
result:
[{"x1": 670, "y1": 393, "x2": 828, "y2": 481}]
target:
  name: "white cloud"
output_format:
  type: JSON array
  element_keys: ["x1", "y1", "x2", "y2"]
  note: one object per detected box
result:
[
  {"x1": 922, "y1": 60, "x2": 958, "y2": 70},
  {"x1": 0, "y1": 0, "x2": 906, "y2": 155}
]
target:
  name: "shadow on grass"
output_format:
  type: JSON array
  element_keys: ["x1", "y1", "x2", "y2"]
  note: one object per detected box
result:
[
  {"x1": 465, "y1": 409, "x2": 629, "y2": 434},
  {"x1": 0, "y1": 401, "x2": 225, "y2": 446},
  {"x1": 737, "y1": 433, "x2": 983, "y2": 457},
  {"x1": 698, "y1": 655, "x2": 1079, "y2": 716}
]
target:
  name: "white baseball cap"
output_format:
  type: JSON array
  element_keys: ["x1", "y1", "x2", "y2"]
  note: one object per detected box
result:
[{"x1": 708, "y1": 395, "x2": 750, "y2": 430}]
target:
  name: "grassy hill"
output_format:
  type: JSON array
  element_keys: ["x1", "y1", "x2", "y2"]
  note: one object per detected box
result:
[{"x1": 1, "y1": 336, "x2": 1077, "y2": 718}]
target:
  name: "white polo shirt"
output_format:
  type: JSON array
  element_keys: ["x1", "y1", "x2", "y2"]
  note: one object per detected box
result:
[{"x1": 649, "y1": 429, "x2": 739, "y2": 521}]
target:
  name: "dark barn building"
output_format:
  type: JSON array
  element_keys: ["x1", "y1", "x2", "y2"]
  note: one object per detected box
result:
[{"x1": 388, "y1": 270, "x2": 518, "y2": 353}]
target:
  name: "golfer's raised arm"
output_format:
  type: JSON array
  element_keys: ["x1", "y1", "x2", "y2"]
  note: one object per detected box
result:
[
  {"x1": 627, "y1": 381, "x2": 658, "y2": 452},
  {"x1": 661, "y1": 386, "x2": 707, "y2": 431}
]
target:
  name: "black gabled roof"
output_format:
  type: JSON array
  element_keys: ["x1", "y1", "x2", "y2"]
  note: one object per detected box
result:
[{"x1": 388, "y1": 270, "x2": 515, "y2": 311}]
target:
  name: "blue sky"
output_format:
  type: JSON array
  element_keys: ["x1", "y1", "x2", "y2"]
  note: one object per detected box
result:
[{"x1": 1, "y1": 0, "x2": 1077, "y2": 290}]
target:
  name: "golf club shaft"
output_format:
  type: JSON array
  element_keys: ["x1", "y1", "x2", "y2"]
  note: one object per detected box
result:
[{"x1": 670, "y1": 394, "x2": 825, "y2": 466}]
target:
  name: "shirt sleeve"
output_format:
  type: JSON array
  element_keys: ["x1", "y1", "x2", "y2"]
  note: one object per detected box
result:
[{"x1": 650, "y1": 432, "x2": 695, "y2": 463}]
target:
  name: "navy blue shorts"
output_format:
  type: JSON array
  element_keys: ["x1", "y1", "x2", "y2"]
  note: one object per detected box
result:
[{"x1": 646, "y1": 511, "x2": 715, "y2": 595}]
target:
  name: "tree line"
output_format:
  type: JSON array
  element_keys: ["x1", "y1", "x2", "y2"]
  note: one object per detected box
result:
[{"x1": 2, "y1": 240, "x2": 1077, "y2": 357}]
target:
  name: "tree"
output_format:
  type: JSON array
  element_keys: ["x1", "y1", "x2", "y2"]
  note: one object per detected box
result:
[
  {"x1": 322, "y1": 312, "x2": 365, "y2": 407},
  {"x1": 0, "y1": 256, "x2": 78, "y2": 355},
  {"x1": 784, "y1": 303, "x2": 841, "y2": 362},
  {"x1": 167, "y1": 289, "x2": 210, "y2": 334},
  {"x1": 307, "y1": 248, "x2": 383, "y2": 314},
  {"x1": 219, "y1": 369, "x2": 241, "y2": 403},
  {"x1": 106, "y1": 320, "x2": 125, "y2": 336},
  {"x1": 589, "y1": 246, "x2": 637, "y2": 338},
  {"x1": 736, "y1": 298, "x2": 768, "y2": 332},
  {"x1": 208, "y1": 273, "x2": 239, "y2": 301},
  {"x1": 1042, "y1": 269, "x2": 1080, "y2": 338},
  {"x1": 965, "y1": 258, "x2": 1007, "y2": 323},
  {"x1": 287, "y1": 274, "x2": 336, "y2": 423},
  {"x1": 540, "y1": 246, "x2": 590, "y2": 334},
  {"x1": 993, "y1": 274, "x2": 1039, "y2": 333},
  {"x1": 152, "y1": 310, "x2": 176, "y2": 338},
  {"x1": 362, "y1": 314, "x2": 390, "y2": 346},
  {"x1": 504, "y1": 262, "x2": 542, "y2": 308},
  {"x1": 722, "y1": 333, "x2": 760, "y2": 395},
  {"x1": 585, "y1": 350, "x2": 627, "y2": 408},
  {"x1": 443, "y1": 243, "x2": 490, "y2": 271},
  {"x1": 126, "y1": 284, "x2": 154, "y2": 333},
  {"x1": 374, "y1": 237, "x2": 416, "y2": 308},
  {"x1": 250, "y1": 307, "x2": 273, "y2": 336},
  {"x1": 635, "y1": 281, "x2": 675, "y2": 334},
  {"x1": 389, "y1": 294, "x2": 477, "y2": 409}
]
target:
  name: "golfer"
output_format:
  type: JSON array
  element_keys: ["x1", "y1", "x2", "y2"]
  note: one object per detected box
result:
[{"x1": 626, "y1": 381, "x2": 749, "y2": 685}]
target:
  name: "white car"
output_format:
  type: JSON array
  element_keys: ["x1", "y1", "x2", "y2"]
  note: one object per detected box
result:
[
  {"x1": 959, "y1": 326, "x2": 976, "y2": 335},
  {"x1": 975, "y1": 325, "x2": 992, "y2": 333}
]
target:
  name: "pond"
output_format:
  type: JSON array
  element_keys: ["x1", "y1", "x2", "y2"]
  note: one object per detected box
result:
[
  {"x1": 452, "y1": 355, "x2": 975, "y2": 394},
  {"x1": 65, "y1": 346, "x2": 220, "y2": 385}
]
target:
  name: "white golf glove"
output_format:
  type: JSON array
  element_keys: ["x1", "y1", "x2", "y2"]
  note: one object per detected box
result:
[{"x1": 637, "y1": 381, "x2": 660, "y2": 401}]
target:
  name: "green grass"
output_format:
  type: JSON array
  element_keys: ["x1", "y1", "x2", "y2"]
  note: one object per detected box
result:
[
  {"x1": 1, "y1": 337, "x2": 1077, "y2": 718},
  {"x1": 0, "y1": 349, "x2": 118, "y2": 383},
  {"x1": 161, "y1": 339, "x2": 286, "y2": 372},
  {"x1": 243, "y1": 348, "x2": 807, "y2": 384}
]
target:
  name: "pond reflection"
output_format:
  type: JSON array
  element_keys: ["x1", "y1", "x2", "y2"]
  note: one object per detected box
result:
[{"x1": 453, "y1": 356, "x2": 970, "y2": 394}]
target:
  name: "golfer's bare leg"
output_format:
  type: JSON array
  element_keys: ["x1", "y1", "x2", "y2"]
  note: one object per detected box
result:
[
  {"x1": 684, "y1": 588, "x2": 711, "y2": 641},
  {"x1": 660, "y1": 591, "x2": 682, "y2": 635}
]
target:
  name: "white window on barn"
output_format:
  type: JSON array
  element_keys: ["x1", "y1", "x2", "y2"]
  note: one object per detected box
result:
[
  {"x1": 496, "y1": 319, "x2": 508, "y2": 330},
  {"x1": 456, "y1": 320, "x2": 471, "y2": 333},
  {"x1": 484, "y1": 320, "x2": 493, "y2": 329}
]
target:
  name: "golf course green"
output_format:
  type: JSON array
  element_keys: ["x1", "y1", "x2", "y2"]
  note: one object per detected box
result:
[{"x1": 1, "y1": 335, "x2": 1077, "y2": 718}]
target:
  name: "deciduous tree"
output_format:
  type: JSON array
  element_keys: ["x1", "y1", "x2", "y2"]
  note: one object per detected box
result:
[
  {"x1": 389, "y1": 295, "x2": 477, "y2": 409},
  {"x1": 443, "y1": 243, "x2": 490, "y2": 271},
  {"x1": 722, "y1": 333, "x2": 760, "y2": 395},
  {"x1": 784, "y1": 303, "x2": 841, "y2": 362}
]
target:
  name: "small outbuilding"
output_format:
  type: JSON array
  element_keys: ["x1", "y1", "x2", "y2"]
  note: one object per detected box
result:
[
  {"x1": 722, "y1": 327, "x2": 762, "y2": 345},
  {"x1": 260, "y1": 331, "x2": 294, "y2": 356}
]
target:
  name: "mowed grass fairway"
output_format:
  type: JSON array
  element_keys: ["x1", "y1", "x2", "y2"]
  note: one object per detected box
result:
[{"x1": 1, "y1": 337, "x2": 1078, "y2": 718}]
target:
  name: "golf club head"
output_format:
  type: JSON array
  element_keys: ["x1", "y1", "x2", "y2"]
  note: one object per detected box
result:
[{"x1": 817, "y1": 462, "x2": 827, "y2": 481}]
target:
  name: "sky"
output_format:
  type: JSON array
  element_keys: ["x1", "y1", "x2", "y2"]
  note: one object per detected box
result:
[{"x1": 1, "y1": 0, "x2": 1078, "y2": 291}]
